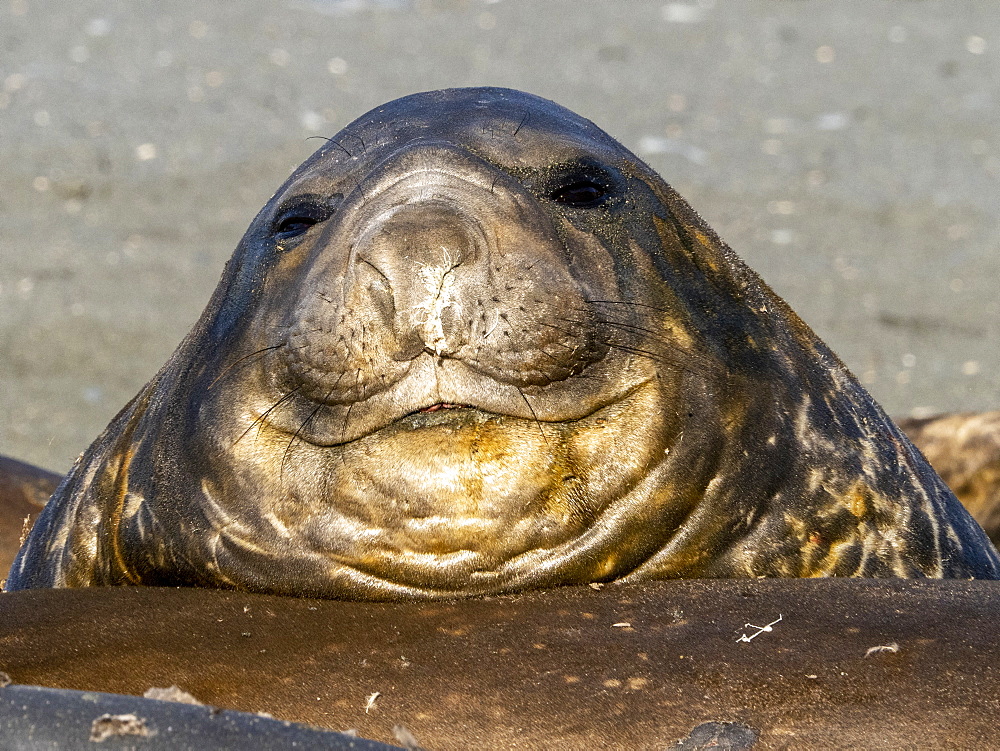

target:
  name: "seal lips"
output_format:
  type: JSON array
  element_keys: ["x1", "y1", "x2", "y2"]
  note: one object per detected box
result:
[
  {"x1": 416, "y1": 402, "x2": 470, "y2": 412},
  {"x1": 8, "y1": 87, "x2": 1000, "y2": 597},
  {"x1": 246, "y1": 350, "x2": 654, "y2": 447}
]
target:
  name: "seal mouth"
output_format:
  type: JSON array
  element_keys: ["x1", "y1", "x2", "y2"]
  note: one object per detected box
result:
[
  {"x1": 390, "y1": 402, "x2": 488, "y2": 431},
  {"x1": 251, "y1": 334, "x2": 657, "y2": 448},
  {"x1": 415, "y1": 402, "x2": 471, "y2": 414}
]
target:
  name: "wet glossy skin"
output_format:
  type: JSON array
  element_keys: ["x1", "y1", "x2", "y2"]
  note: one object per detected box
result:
[{"x1": 7, "y1": 88, "x2": 999, "y2": 597}]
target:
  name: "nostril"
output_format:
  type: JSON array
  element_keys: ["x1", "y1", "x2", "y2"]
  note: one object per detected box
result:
[
  {"x1": 352, "y1": 259, "x2": 395, "y2": 322},
  {"x1": 389, "y1": 335, "x2": 425, "y2": 362}
]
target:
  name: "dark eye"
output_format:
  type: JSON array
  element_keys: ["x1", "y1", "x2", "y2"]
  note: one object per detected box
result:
[
  {"x1": 549, "y1": 180, "x2": 609, "y2": 208},
  {"x1": 275, "y1": 216, "x2": 318, "y2": 239},
  {"x1": 272, "y1": 197, "x2": 337, "y2": 241}
]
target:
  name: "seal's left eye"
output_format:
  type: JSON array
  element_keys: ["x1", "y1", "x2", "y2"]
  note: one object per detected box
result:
[
  {"x1": 272, "y1": 200, "x2": 335, "y2": 241},
  {"x1": 549, "y1": 180, "x2": 609, "y2": 208}
]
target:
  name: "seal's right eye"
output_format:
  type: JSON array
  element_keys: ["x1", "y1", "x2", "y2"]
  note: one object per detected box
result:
[
  {"x1": 271, "y1": 198, "x2": 336, "y2": 242},
  {"x1": 275, "y1": 215, "x2": 318, "y2": 239},
  {"x1": 549, "y1": 180, "x2": 609, "y2": 208}
]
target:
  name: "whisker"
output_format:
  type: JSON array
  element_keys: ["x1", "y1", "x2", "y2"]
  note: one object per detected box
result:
[
  {"x1": 584, "y1": 299, "x2": 677, "y2": 316},
  {"x1": 532, "y1": 321, "x2": 589, "y2": 353},
  {"x1": 307, "y1": 135, "x2": 352, "y2": 157},
  {"x1": 512, "y1": 112, "x2": 529, "y2": 136},
  {"x1": 592, "y1": 340, "x2": 662, "y2": 363},
  {"x1": 209, "y1": 344, "x2": 283, "y2": 390},
  {"x1": 559, "y1": 311, "x2": 724, "y2": 381},
  {"x1": 539, "y1": 316, "x2": 690, "y2": 375},
  {"x1": 232, "y1": 385, "x2": 302, "y2": 448},
  {"x1": 280, "y1": 387, "x2": 334, "y2": 481},
  {"x1": 337, "y1": 393, "x2": 358, "y2": 470},
  {"x1": 515, "y1": 386, "x2": 548, "y2": 443},
  {"x1": 570, "y1": 313, "x2": 665, "y2": 340}
]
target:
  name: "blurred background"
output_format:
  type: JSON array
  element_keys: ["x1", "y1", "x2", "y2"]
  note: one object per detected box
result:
[{"x1": 1, "y1": 0, "x2": 997, "y2": 472}]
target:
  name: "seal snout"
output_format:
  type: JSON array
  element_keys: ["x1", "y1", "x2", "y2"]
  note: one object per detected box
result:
[
  {"x1": 280, "y1": 145, "x2": 610, "y2": 425},
  {"x1": 356, "y1": 199, "x2": 480, "y2": 360}
]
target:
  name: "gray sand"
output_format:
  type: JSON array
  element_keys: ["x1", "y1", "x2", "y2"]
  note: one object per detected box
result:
[{"x1": 1, "y1": 0, "x2": 997, "y2": 472}]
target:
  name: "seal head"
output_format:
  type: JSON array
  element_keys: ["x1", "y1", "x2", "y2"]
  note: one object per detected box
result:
[{"x1": 9, "y1": 88, "x2": 998, "y2": 597}]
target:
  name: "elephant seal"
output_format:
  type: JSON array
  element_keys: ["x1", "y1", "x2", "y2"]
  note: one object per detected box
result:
[
  {"x1": 0, "y1": 456, "x2": 59, "y2": 578},
  {"x1": 7, "y1": 87, "x2": 999, "y2": 596},
  {"x1": 899, "y1": 410, "x2": 1000, "y2": 545},
  {"x1": 0, "y1": 581, "x2": 998, "y2": 748}
]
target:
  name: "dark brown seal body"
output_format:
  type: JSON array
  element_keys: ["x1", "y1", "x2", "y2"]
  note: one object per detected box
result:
[
  {"x1": 7, "y1": 88, "x2": 999, "y2": 596},
  {"x1": 0, "y1": 581, "x2": 998, "y2": 748},
  {"x1": 899, "y1": 410, "x2": 1000, "y2": 545},
  {"x1": 0, "y1": 456, "x2": 59, "y2": 577}
]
